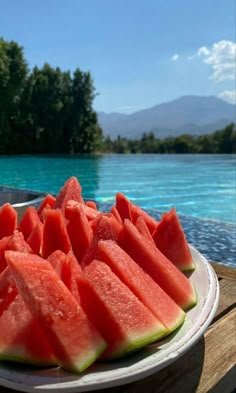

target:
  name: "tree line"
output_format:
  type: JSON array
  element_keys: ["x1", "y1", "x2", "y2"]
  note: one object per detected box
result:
[
  {"x1": 0, "y1": 37, "x2": 102, "y2": 154},
  {"x1": 0, "y1": 37, "x2": 235, "y2": 155},
  {"x1": 103, "y1": 123, "x2": 236, "y2": 154}
]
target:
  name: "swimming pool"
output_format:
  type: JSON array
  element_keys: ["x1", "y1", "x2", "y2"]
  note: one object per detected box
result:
[
  {"x1": 0, "y1": 154, "x2": 235, "y2": 268},
  {"x1": 0, "y1": 154, "x2": 235, "y2": 223}
]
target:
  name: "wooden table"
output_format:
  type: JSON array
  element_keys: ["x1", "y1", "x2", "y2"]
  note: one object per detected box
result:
[{"x1": 0, "y1": 262, "x2": 235, "y2": 393}]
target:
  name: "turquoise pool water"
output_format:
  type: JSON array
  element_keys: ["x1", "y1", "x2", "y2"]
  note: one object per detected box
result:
[{"x1": 0, "y1": 154, "x2": 235, "y2": 223}]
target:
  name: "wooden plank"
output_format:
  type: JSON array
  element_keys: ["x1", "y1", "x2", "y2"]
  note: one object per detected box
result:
[
  {"x1": 94, "y1": 309, "x2": 236, "y2": 393},
  {"x1": 196, "y1": 308, "x2": 236, "y2": 393},
  {"x1": 210, "y1": 262, "x2": 236, "y2": 281},
  {"x1": 214, "y1": 279, "x2": 236, "y2": 319}
]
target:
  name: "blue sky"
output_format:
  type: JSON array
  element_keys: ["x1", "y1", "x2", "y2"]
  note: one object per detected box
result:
[{"x1": 1, "y1": 0, "x2": 235, "y2": 113}]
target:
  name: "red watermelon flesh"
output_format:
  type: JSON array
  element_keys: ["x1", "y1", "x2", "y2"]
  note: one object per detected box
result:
[
  {"x1": 153, "y1": 208, "x2": 195, "y2": 271},
  {"x1": 0, "y1": 231, "x2": 33, "y2": 273},
  {"x1": 110, "y1": 205, "x2": 123, "y2": 223},
  {"x1": 0, "y1": 267, "x2": 18, "y2": 316},
  {"x1": 0, "y1": 236, "x2": 11, "y2": 274},
  {"x1": 18, "y1": 206, "x2": 41, "y2": 240},
  {"x1": 63, "y1": 251, "x2": 82, "y2": 303},
  {"x1": 27, "y1": 221, "x2": 43, "y2": 254},
  {"x1": 65, "y1": 201, "x2": 100, "y2": 222},
  {"x1": 120, "y1": 219, "x2": 197, "y2": 310},
  {"x1": 135, "y1": 216, "x2": 157, "y2": 246},
  {"x1": 115, "y1": 192, "x2": 132, "y2": 221},
  {"x1": 0, "y1": 203, "x2": 17, "y2": 239},
  {"x1": 54, "y1": 176, "x2": 84, "y2": 214},
  {"x1": 42, "y1": 209, "x2": 71, "y2": 258},
  {"x1": 129, "y1": 204, "x2": 158, "y2": 234},
  {"x1": 81, "y1": 214, "x2": 123, "y2": 269},
  {"x1": 79, "y1": 260, "x2": 166, "y2": 359},
  {"x1": 85, "y1": 201, "x2": 97, "y2": 210},
  {"x1": 98, "y1": 240, "x2": 186, "y2": 333},
  {"x1": 8, "y1": 230, "x2": 33, "y2": 254},
  {"x1": 47, "y1": 249, "x2": 67, "y2": 279},
  {"x1": 37, "y1": 194, "x2": 56, "y2": 218},
  {"x1": 47, "y1": 250, "x2": 81, "y2": 303},
  {"x1": 6, "y1": 251, "x2": 106, "y2": 373},
  {"x1": 66, "y1": 204, "x2": 93, "y2": 262},
  {"x1": 0, "y1": 292, "x2": 56, "y2": 366}
]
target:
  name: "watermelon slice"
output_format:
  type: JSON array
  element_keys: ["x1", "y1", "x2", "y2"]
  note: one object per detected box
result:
[
  {"x1": 0, "y1": 203, "x2": 17, "y2": 239},
  {"x1": 27, "y1": 221, "x2": 43, "y2": 254},
  {"x1": 0, "y1": 267, "x2": 18, "y2": 316},
  {"x1": 66, "y1": 203, "x2": 93, "y2": 262},
  {"x1": 54, "y1": 176, "x2": 84, "y2": 214},
  {"x1": 110, "y1": 205, "x2": 123, "y2": 223},
  {"x1": 115, "y1": 192, "x2": 158, "y2": 233},
  {"x1": 115, "y1": 192, "x2": 131, "y2": 220},
  {"x1": 42, "y1": 209, "x2": 71, "y2": 258},
  {"x1": 120, "y1": 219, "x2": 197, "y2": 310},
  {"x1": 0, "y1": 267, "x2": 55, "y2": 365},
  {"x1": 6, "y1": 251, "x2": 107, "y2": 373},
  {"x1": 98, "y1": 240, "x2": 186, "y2": 333},
  {"x1": 65, "y1": 201, "x2": 100, "y2": 221},
  {"x1": 81, "y1": 214, "x2": 123, "y2": 269},
  {"x1": 135, "y1": 216, "x2": 157, "y2": 246},
  {"x1": 37, "y1": 194, "x2": 56, "y2": 218},
  {"x1": 0, "y1": 236, "x2": 11, "y2": 273},
  {"x1": 79, "y1": 260, "x2": 167, "y2": 359},
  {"x1": 47, "y1": 250, "x2": 81, "y2": 303},
  {"x1": 85, "y1": 201, "x2": 97, "y2": 210},
  {"x1": 18, "y1": 206, "x2": 41, "y2": 240},
  {"x1": 8, "y1": 230, "x2": 33, "y2": 254},
  {"x1": 152, "y1": 208, "x2": 195, "y2": 271}
]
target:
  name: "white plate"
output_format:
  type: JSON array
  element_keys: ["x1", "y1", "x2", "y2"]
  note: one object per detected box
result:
[{"x1": 0, "y1": 245, "x2": 219, "y2": 393}]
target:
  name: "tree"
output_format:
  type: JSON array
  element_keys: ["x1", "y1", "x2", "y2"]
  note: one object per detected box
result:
[
  {"x1": 69, "y1": 69, "x2": 103, "y2": 153},
  {"x1": 0, "y1": 37, "x2": 27, "y2": 153}
]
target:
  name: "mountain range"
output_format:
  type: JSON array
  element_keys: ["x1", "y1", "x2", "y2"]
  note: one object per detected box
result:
[{"x1": 98, "y1": 95, "x2": 236, "y2": 139}]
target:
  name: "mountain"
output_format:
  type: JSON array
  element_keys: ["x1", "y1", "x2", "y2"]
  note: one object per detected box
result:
[{"x1": 98, "y1": 95, "x2": 236, "y2": 139}]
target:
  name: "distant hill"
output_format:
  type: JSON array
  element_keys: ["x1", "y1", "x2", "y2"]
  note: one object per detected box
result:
[{"x1": 98, "y1": 95, "x2": 236, "y2": 139}]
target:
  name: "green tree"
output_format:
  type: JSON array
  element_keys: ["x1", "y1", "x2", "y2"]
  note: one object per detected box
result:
[
  {"x1": 69, "y1": 69, "x2": 103, "y2": 153},
  {"x1": 0, "y1": 37, "x2": 27, "y2": 153}
]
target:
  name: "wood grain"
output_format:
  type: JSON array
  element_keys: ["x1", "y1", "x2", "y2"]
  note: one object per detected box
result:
[{"x1": 210, "y1": 262, "x2": 236, "y2": 281}]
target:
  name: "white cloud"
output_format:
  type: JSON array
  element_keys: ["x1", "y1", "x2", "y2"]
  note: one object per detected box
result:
[
  {"x1": 171, "y1": 53, "x2": 179, "y2": 61},
  {"x1": 197, "y1": 40, "x2": 236, "y2": 82},
  {"x1": 218, "y1": 90, "x2": 236, "y2": 104}
]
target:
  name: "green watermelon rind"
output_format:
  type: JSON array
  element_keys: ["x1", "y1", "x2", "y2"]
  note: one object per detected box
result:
[
  {"x1": 178, "y1": 261, "x2": 196, "y2": 272},
  {"x1": 181, "y1": 282, "x2": 198, "y2": 311},
  {"x1": 103, "y1": 324, "x2": 167, "y2": 360},
  {"x1": 69, "y1": 343, "x2": 107, "y2": 373},
  {"x1": 0, "y1": 350, "x2": 57, "y2": 367}
]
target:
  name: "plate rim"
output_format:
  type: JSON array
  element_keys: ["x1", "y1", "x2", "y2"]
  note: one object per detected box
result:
[{"x1": 0, "y1": 245, "x2": 220, "y2": 393}]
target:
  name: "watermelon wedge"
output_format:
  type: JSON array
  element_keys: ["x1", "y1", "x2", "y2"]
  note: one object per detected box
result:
[
  {"x1": 42, "y1": 209, "x2": 71, "y2": 258},
  {"x1": 66, "y1": 203, "x2": 93, "y2": 262},
  {"x1": 81, "y1": 214, "x2": 123, "y2": 269},
  {"x1": 0, "y1": 236, "x2": 11, "y2": 273},
  {"x1": 47, "y1": 250, "x2": 81, "y2": 303},
  {"x1": 18, "y1": 206, "x2": 41, "y2": 240},
  {"x1": 116, "y1": 192, "x2": 158, "y2": 234},
  {"x1": 153, "y1": 208, "x2": 195, "y2": 271},
  {"x1": 37, "y1": 194, "x2": 56, "y2": 218},
  {"x1": 27, "y1": 221, "x2": 43, "y2": 254},
  {"x1": 0, "y1": 203, "x2": 17, "y2": 239},
  {"x1": 0, "y1": 267, "x2": 18, "y2": 316},
  {"x1": 6, "y1": 251, "x2": 107, "y2": 373},
  {"x1": 0, "y1": 268, "x2": 55, "y2": 365},
  {"x1": 120, "y1": 219, "x2": 197, "y2": 310},
  {"x1": 79, "y1": 260, "x2": 167, "y2": 359},
  {"x1": 54, "y1": 176, "x2": 84, "y2": 214},
  {"x1": 98, "y1": 240, "x2": 186, "y2": 333}
]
